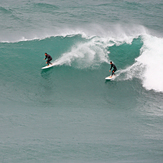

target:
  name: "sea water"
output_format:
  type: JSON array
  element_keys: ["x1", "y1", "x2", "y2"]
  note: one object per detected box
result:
[{"x1": 0, "y1": 0, "x2": 163, "y2": 162}]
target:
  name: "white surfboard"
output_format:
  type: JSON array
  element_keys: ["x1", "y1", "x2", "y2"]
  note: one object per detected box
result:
[
  {"x1": 105, "y1": 75, "x2": 116, "y2": 80},
  {"x1": 42, "y1": 63, "x2": 55, "y2": 69}
]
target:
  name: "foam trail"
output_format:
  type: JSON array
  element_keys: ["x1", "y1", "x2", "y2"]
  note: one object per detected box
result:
[
  {"x1": 116, "y1": 62, "x2": 144, "y2": 81},
  {"x1": 52, "y1": 37, "x2": 109, "y2": 69}
]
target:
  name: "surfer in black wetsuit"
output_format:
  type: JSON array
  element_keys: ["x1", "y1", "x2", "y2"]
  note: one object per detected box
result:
[
  {"x1": 44, "y1": 53, "x2": 52, "y2": 65},
  {"x1": 109, "y1": 61, "x2": 117, "y2": 76}
]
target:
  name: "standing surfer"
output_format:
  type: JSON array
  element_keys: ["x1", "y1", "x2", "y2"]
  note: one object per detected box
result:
[
  {"x1": 109, "y1": 61, "x2": 117, "y2": 77},
  {"x1": 44, "y1": 53, "x2": 52, "y2": 66}
]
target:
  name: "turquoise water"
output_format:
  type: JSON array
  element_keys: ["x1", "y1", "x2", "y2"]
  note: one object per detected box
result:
[{"x1": 0, "y1": 1, "x2": 163, "y2": 163}]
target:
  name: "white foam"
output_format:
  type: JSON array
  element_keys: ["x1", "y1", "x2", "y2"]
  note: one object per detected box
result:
[{"x1": 138, "y1": 35, "x2": 163, "y2": 92}]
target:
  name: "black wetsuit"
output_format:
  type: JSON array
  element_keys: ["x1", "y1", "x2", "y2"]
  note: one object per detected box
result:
[
  {"x1": 45, "y1": 54, "x2": 52, "y2": 65},
  {"x1": 110, "y1": 63, "x2": 117, "y2": 75}
]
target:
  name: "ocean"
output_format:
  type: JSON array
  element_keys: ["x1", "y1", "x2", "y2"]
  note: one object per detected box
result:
[{"x1": 0, "y1": 0, "x2": 163, "y2": 162}]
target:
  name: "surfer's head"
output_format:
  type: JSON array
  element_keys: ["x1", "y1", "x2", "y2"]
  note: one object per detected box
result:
[
  {"x1": 110, "y1": 61, "x2": 112, "y2": 64},
  {"x1": 45, "y1": 53, "x2": 47, "y2": 56}
]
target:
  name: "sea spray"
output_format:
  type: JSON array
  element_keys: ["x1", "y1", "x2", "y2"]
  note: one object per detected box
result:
[{"x1": 52, "y1": 37, "x2": 109, "y2": 69}]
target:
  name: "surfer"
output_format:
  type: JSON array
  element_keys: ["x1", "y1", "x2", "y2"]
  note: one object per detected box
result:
[
  {"x1": 44, "y1": 53, "x2": 52, "y2": 66},
  {"x1": 109, "y1": 61, "x2": 117, "y2": 77}
]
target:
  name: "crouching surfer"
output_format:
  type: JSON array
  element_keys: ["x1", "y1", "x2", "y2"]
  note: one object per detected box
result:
[
  {"x1": 109, "y1": 61, "x2": 117, "y2": 77},
  {"x1": 44, "y1": 53, "x2": 52, "y2": 66}
]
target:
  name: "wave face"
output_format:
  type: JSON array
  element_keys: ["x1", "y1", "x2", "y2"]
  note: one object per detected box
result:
[{"x1": 1, "y1": 26, "x2": 163, "y2": 97}]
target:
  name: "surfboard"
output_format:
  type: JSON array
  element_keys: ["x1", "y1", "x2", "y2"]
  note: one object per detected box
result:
[
  {"x1": 42, "y1": 63, "x2": 55, "y2": 69},
  {"x1": 105, "y1": 75, "x2": 116, "y2": 80}
]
